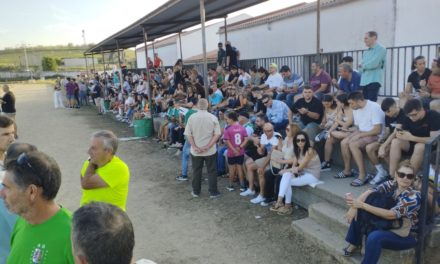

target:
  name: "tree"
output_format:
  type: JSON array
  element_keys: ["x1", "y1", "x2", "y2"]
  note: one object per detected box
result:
[{"x1": 41, "y1": 56, "x2": 58, "y2": 71}]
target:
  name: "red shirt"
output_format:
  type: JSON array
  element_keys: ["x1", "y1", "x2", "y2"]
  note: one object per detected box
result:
[
  {"x1": 154, "y1": 57, "x2": 161, "y2": 68},
  {"x1": 428, "y1": 74, "x2": 440, "y2": 95}
]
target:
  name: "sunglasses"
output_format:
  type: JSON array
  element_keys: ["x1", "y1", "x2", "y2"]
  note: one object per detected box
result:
[
  {"x1": 396, "y1": 171, "x2": 415, "y2": 180},
  {"x1": 296, "y1": 138, "x2": 306, "y2": 143}
]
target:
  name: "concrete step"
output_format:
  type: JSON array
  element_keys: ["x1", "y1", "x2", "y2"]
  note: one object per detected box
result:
[
  {"x1": 308, "y1": 202, "x2": 349, "y2": 238},
  {"x1": 291, "y1": 217, "x2": 416, "y2": 264}
]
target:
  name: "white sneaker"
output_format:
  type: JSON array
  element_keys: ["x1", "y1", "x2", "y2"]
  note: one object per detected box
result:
[
  {"x1": 240, "y1": 188, "x2": 255, "y2": 197},
  {"x1": 369, "y1": 171, "x2": 388, "y2": 185},
  {"x1": 250, "y1": 195, "x2": 265, "y2": 204}
]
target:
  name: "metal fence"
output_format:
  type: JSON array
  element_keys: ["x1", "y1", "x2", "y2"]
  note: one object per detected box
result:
[
  {"x1": 186, "y1": 43, "x2": 440, "y2": 97},
  {"x1": 416, "y1": 134, "x2": 440, "y2": 264}
]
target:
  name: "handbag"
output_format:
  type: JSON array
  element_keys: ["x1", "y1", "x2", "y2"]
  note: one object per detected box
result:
[{"x1": 270, "y1": 150, "x2": 285, "y2": 175}]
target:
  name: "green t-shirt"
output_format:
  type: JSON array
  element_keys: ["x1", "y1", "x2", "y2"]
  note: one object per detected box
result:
[
  {"x1": 184, "y1": 109, "x2": 197, "y2": 125},
  {"x1": 8, "y1": 207, "x2": 74, "y2": 264},
  {"x1": 167, "y1": 107, "x2": 179, "y2": 121},
  {"x1": 80, "y1": 156, "x2": 130, "y2": 211}
]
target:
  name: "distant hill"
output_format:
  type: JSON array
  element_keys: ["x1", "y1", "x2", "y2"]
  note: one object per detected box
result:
[{"x1": 0, "y1": 44, "x2": 136, "y2": 71}]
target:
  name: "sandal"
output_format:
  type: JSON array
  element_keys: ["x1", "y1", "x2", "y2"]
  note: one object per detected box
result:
[
  {"x1": 270, "y1": 202, "x2": 284, "y2": 212},
  {"x1": 277, "y1": 206, "x2": 293, "y2": 215},
  {"x1": 350, "y1": 177, "x2": 368, "y2": 187},
  {"x1": 334, "y1": 170, "x2": 354, "y2": 179},
  {"x1": 342, "y1": 245, "x2": 361, "y2": 257}
]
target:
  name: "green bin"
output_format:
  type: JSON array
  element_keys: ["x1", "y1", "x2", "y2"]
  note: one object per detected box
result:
[
  {"x1": 133, "y1": 118, "x2": 153, "y2": 137},
  {"x1": 103, "y1": 100, "x2": 110, "y2": 111}
]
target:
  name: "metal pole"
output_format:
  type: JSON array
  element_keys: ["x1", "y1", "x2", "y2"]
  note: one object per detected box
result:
[
  {"x1": 199, "y1": 0, "x2": 209, "y2": 98},
  {"x1": 316, "y1": 0, "x2": 321, "y2": 57},
  {"x1": 178, "y1": 32, "x2": 183, "y2": 63},
  {"x1": 115, "y1": 40, "x2": 122, "y2": 70},
  {"x1": 224, "y1": 16, "x2": 228, "y2": 44},
  {"x1": 101, "y1": 48, "x2": 105, "y2": 72},
  {"x1": 143, "y1": 27, "x2": 153, "y2": 129},
  {"x1": 84, "y1": 54, "x2": 89, "y2": 77},
  {"x1": 82, "y1": 30, "x2": 89, "y2": 76},
  {"x1": 91, "y1": 53, "x2": 95, "y2": 73},
  {"x1": 152, "y1": 41, "x2": 156, "y2": 57}
]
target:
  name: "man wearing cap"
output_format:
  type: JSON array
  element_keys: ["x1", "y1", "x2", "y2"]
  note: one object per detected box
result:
[
  {"x1": 217, "y1": 42, "x2": 226, "y2": 67},
  {"x1": 238, "y1": 112, "x2": 254, "y2": 137},
  {"x1": 276, "y1": 66, "x2": 304, "y2": 108},
  {"x1": 309, "y1": 61, "x2": 332, "y2": 100},
  {"x1": 260, "y1": 63, "x2": 283, "y2": 95}
]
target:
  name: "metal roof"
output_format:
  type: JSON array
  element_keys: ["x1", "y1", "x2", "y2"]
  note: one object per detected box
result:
[{"x1": 85, "y1": 0, "x2": 267, "y2": 54}]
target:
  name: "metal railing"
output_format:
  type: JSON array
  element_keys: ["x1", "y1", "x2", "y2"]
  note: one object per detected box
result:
[
  {"x1": 186, "y1": 43, "x2": 439, "y2": 97},
  {"x1": 416, "y1": 133, "x2": 440, "y2": 264}
]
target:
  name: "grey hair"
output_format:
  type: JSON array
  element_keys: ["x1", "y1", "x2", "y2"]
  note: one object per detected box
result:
[
  {"x1": 339, "y1": 63, "x2": 353, "y2": 73},
  {"x1": 198, "y1": 98, "x2": 209, "y2": 110},
  {"x1": 91, "y1": 130, "x2": 118, "y2": 154}
]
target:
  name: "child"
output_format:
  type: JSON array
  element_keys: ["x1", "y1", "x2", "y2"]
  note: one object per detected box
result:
[{"x1": 223, "y1": 111, "x2": 248, "y2": 191}]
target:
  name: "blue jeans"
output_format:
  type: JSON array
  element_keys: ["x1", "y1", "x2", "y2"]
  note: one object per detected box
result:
[
  {"x1": 217, "y1": 146, "x2": 228, "y2": 173},
  {"x1": 181, "y1": 140, "x2": 191, "y2": 177},
  {"x1": 345, "y1": 219, "x2": 417, "y2": 264},
  {"x1": 272, "y1": 119, "x2": 289, "y2": 134},
  {"x1": 276, "y1": 91, "x2": 301, "y2": 108}
]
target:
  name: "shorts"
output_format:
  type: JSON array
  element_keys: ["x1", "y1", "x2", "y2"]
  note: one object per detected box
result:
[
  {"x1": 66, "y1": 93, "x2": 75, "y2": 100},
  {"x1": 255, "y1": 156, "x2": 268, "y2": 168},
  {"x1": 403, "y1": 142, "x2": 416, "y2": 156},
  {"x1": 297, "y1": 120, "x2": 320, "y2": 140},
  {"x1": 347, "y1": 131, "x2": 378, "y2": 148},
  {"x1": 228, "y1": 155, "x2": 244, "y2": 165}
]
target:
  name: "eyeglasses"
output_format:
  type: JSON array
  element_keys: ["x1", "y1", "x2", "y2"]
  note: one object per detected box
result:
[
  {"x1": 396, "y1": 171, "x2": 415, "y2": 180},
  {"x1": 262, "y1": 100, "x2": 269, "y2": 105},
  {"x1": 296, "y1": 138, "x2": 306, "y2": 143}
]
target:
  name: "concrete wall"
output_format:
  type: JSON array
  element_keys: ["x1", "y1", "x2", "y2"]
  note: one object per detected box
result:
[
  {"x1": 63, "y1": 58, "x2": 98, "y2": 67},
  {"x1": 136, "y1": 42, "x2": 178, "y2": 68}
]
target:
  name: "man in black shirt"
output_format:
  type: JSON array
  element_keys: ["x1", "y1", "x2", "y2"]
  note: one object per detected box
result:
[
  {"x1": 1, "y1": 85, "x2": 17, "y2": 138},
  {"x1": 291, "y1": 86, "x2": 323, "y2": 141},
  {"x1": 366, "y1": 97, "x2": 406, "y2": 184},
  {"x1": 389, "y1": 99, "x2": 440, "y2": 177},
  {"x1": 225, "y1": 41, "x2": 238, "y2": 69}
]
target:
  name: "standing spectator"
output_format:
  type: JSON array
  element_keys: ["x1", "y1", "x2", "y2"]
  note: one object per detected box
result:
[
  {"x1": 262, "y1": 94, "x2": 292, "y2": 134},
  {"x1": 337, "y1": 63, "x2": 362, "y2": 94},
  {"x1": 309, "y1": 62, "x2": 332, "y2": 100},
  {"x1": 276, "y1": 65, "x2": 304, "y2": 108},
  {"x1": 1, "y1": 84, "x2": 17, "y2": 138},
  {"x1": 217, "y1": 42, "x2": 226, "y2": 66},
  {"x1": 154, "y1": 53, "x2": 163, "y2": 69},
  {"x1": 389, "y1": 99, "x2": 440, "y2": 178},
  {"x1": 0, "y1": 116, "x2": 16, "y2": 263},
  {"x1": 73, "y1": 78, "x2": 80, "y2": 108},
  {"x1": 337, "y1": 91, "x2": 384, "y2": 187},
  {"x1": 359, "y1": 31, "x2": 386, "y2": 102},
  {"x1": 80, "y1": 130, "x2": 130, "y2": 211},
  {"x1": 184, "y1": 99, "x2": 221, "y2": 198},
  {"x1": 224, "y1": 111, "x2": 248, "y2": 191},
  {"x1": 260, "y1": 63, "x2": 284, "y2": 93},
  {"x1": 65, "y1": 77, "x2": 76, "y2": 108},
  {"x1": 0, "y1": 150, "x2": 75, "y2": 263},
  {"x1": 72, "y1": 202, "x2": 135, "y2": 264},
  {"x1": 225, "y1": 41, "x2": 238, "y2": 69},
  {"x1": 79, "y1": 81, "x2": 88, "y2": 106},
  {"x1": 291, "y1": 86, "x2": 324, "y2": 142},
  {"x1": 53, "y1": 82, "x2": 65, "y2": 109},
  {"x1": 366, "y1": 97, "x2": 405, "y2": 185}
]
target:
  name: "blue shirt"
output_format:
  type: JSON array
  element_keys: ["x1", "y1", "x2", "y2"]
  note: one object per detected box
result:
[
  {"x1": 283, "y1": 73, "x2": 304, "y2": 90},
  {"x1": 0, "y1": 183, "x2": 17, "y2": 263},
  {"x1": 266, "y1": 100, "x2": 289, "y2": 124},
  {"x1": 360, "y1": 43, "x2": 386, "y2": 86},
  {"x1": 339, "y1": 71, "x2": 362, "y2": 93},
  {"x1": 209, "y1": 91, "x2": 223, "y2": 106}
]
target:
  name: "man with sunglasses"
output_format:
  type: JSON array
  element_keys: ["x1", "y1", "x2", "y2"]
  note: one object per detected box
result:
[
  {"x1": 389, "y1": 99, "x2": 440, "y2": 178},
  {"x1": 0, "y1": 150, "x2": 74, "y2": 263},
  {"x1": 0, "y1": 116, "x2": 16, "y2": 263}
]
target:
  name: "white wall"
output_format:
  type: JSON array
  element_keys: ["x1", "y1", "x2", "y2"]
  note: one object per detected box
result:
[{"x1": 136, "y1": 43, "x2": 177, "y2": 68}]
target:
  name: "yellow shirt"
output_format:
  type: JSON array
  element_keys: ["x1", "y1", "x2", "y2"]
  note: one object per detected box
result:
[{"x1": 80, "y1": 156, "x2": 130, "y2": 211}]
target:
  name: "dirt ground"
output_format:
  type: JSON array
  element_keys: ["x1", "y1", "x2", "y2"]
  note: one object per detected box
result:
[{"x1": 12, "y1": 83, "x2": 321, "y2": 264}]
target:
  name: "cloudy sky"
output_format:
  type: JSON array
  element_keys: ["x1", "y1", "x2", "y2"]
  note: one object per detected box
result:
[{"x1": 0, "y1": 0, "x2": 310, "y2": 49}]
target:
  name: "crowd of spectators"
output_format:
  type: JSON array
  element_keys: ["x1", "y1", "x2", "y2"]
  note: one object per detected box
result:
[{"x1": 47, "y1": 31, "x2": 440, "y2": 263}]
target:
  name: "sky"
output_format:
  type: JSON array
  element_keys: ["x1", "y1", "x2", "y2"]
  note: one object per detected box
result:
[{"x1": 0, "y1": 0, "x2": 311, "y2": 50}]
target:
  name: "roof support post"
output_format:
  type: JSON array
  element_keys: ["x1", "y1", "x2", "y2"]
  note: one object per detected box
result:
[
  {"x1": 199, "y1": 0, "x2": 209, "y2": 97},
  {"x1": 224, "y1": 16, "x2": 228, "y2": 44},
  {"x1": 316, "y1": 0, "x2": 321, "y2": 58},
  {"x1": 91, "y1": 53, "x2": 95, "y2": 73},
  {"x1": 84, "y1": 54, "x2": 89, "y2": 77},
  {"x1": 142, "y1": 26, "x2": 153, "y2": 126},
  {"x1": 115, "y1": 39, "x2": 122, "y2": 70},
  {"x1": 178, "y1": 31, "x2": 184, "y2": 64},
  {"x1": 101, "y1": 48, "x2": 105, "y2": 72}
]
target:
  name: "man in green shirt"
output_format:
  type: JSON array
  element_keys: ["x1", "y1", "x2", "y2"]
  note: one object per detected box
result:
[{"x1": 0, "y1": 150, "x2": 74, "y2": 264}]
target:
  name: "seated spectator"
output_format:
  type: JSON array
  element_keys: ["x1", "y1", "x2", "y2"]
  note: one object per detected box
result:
[
  {"x1": 251, "y1": 87, "x2": 266, "y2": 115},
  {"x1": 276, "y1": 65, "x2": 304, "y2": 108},
  {"x1": 216, "y1": 65, "x2": 225, "y2": 87},
  {"x1": 263, "y1": 123, "x2": 301, "y2": 206},
  {"x1": 337, "y1": 63, "x2": 362, "y2": 94},
  {"x1": 343, "y1": 160, "x2": 420, "y2": 263},
  {"x1": 389, "y1": 99, "x2": 440, "y2": 177},
  {"x1": 291, "y1": 86, "x2": 324, "y2": 142},
  {"x1": 173, "y1": 82, "x2": 187, "y2": 101},
  {"x1": 399, "y1": 56, "x2": 432, "y2": 107},
  {"x1": 428, "y1": 58, "x2": 440, "y2": 111},
  {"x1": 315, "y1": 94, "x2": 337, "y2": 142},
  {"x1": 238, "y1": 112, "x2": 254, "y2": 137},
  {"x1": 190, "y1": 69, "x2": 204, "y2": 86},
  {"x1": 259, "y1": 63, "x2": 283, "y2": 96},
  {"x1": 208, "y1": 83, "x2": 223, "y2": 108},
  {"x1": 243, "y1": 114, "x2": 268, "y2": 170},
  {"x1": 241, "y1": 123, "x2": 281, "y2": 198},
  {"x1": 225, "y1": 66, "x2": 239, "y2": 86},
  {"x1": 224, "y1": 111, "x2": 248, "y2": 191},
  {"x1": 257, "y1": 67, "x2": 269, "y2": 86},
  {"x1": 309, "y1": 61, "x2": 332, "y2": 100},
  {"x1": 262, "y1": 94, "x2": 292, "y2": 134},
  {"x1": 336, "y1": 91, "x2": 384, "y2": 187},
  {"x1": 1, "y1": 150, "x2": 74, "y2": 263},
  {"x1": 238, "y1": 67, "x2": 251, "y2": 87},
  {"x1": 321, "y1": 93, "x2": 354, "y2": 171},
  {"x1": 270, "y1": 131, "x2": 321, "y2": 215},
  {"x1": 249, "y1": 65, "x2": 261, "y2": 87},
  {"x1": 214, "y1": 86, "x2": 245, "y2": 112},
  {"x1": 366, "y1": 97, "x2": 406, "y2": 185},
  {"x1": 72, "y1": 202, "x2": 135, "y2": 264},
  {"x1": 208, "y1": 67, "x2": 218, "y2": 87}
]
